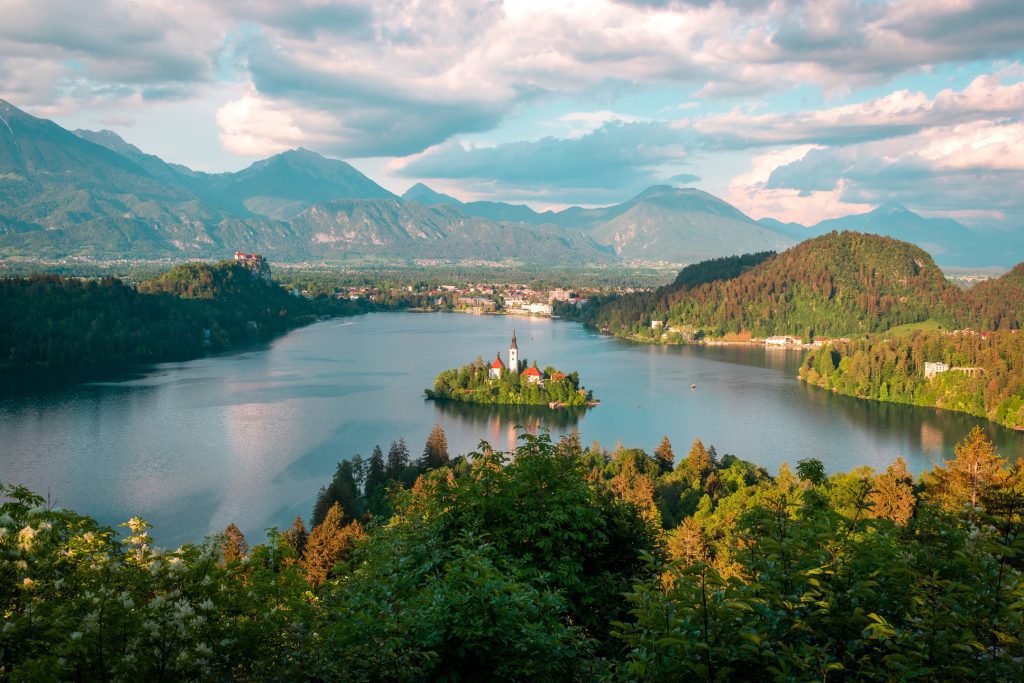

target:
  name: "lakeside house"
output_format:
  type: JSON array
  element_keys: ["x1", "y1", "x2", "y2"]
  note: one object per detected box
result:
[
  {"x1": 924, "y1": 361, "x2": 985, "y2": 379},
  {"x1": 765, "y1": 335, "x2": 802, "y2": 346}
]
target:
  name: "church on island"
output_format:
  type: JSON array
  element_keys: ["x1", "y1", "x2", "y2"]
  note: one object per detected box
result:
[
  {"x1": 425, "y1": 330, "x2": 592, "y2": 407},
  {"x1": 488, "y1": 331, "x2": 546, "y2": 383}
]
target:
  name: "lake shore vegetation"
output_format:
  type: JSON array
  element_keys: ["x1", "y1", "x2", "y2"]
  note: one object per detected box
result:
[{"x1": 2, "y1": 428, "x2": 1022, "y2": 680}]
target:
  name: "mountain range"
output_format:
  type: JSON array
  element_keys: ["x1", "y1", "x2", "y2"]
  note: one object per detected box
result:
[{"x1": 0, "y1": 98, "x2": 1016, "y2": 267}]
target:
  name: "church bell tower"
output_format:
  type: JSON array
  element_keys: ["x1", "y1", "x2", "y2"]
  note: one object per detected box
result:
[{"x1": 509, "y1": 330, "x2": 519, "y2": 373}]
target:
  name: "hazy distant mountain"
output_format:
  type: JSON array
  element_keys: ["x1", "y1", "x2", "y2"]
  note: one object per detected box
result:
[
  {"x1": 289, "y1": 199, "x2": 613, "y2": 264},
  {"x1": 579, "y1": 187, "x2": 793, "y2": 262},
  {"x1": 0, "y1": 99, "x2": 268, "y2": 257},
  {"x1": 403, "y1": 183, "x2": 557, "y2": 224},
  {"x1": 194, "y1": 148, "x2": 398, "y2": 220},
  {"x1": 758, "y1": 204, "x2": 1019, "y2": 267},
  {"x1": 811, "y1": 203, "x2": 1003, "y2": 266},
  {"x1": 402, "y1": 182, "x2": 461, "y2": 206},
  {"x1": 3, "y1": 99, "x2": 1013, "y2": 267},
  {"x1": 405, "y1": 183, "x2": 794, "y2": 263},
  {"x1": 72, "y1": 129, "x2": 200, "y2": 186},
  {"x1": 757, "y1": 217, "x2": 810, "y2": 242}
]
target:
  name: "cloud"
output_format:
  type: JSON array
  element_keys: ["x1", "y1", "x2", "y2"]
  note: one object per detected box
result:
[
  {"x1": 0, "y1": 0, "x2": 220, "y2": 107},
  {"x1": 4, "y1": 0, "x2": 1024, "y2": 158},
  {"x1": 736, "y1": 118, "x2": 1024, "y2": 226},
  {"x1": 688, "y1": 72, "x2": 1024, "y2": 149},
  {"x1": 391, "y1": 120, "x2": 691, "y2": 203}
]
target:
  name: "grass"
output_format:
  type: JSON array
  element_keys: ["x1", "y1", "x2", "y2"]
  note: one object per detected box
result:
[{"x1": 885, "y1": 319, "x2": 946, "y2": 338}]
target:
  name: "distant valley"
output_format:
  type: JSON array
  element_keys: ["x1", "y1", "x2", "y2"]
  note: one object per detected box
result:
[{"x1": 0, "y1": 99, "x2": 1018, "y2": 267}]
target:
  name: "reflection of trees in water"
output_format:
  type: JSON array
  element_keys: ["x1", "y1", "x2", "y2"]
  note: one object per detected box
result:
[
  {"x1": 431, "y1": 400, "x2": 587, "y2": 452},
  {"x1": 796, "y1": 381, "x2": 1023, "y2": 464}
]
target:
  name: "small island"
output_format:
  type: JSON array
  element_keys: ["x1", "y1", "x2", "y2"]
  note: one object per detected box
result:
[{"x1": 425, "y1": 331, "x2": 597, "y2": 408}]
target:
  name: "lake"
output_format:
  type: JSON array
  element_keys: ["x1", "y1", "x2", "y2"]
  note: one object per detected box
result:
[{"x1": 2, "y1": 312, "x2": 1021, "y2": 546}]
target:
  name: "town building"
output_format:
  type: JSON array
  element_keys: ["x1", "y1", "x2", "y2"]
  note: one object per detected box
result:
[
  {"x1": 765, "y1": 335, "x2": 802, "y2": 346},
  {"x1": 924, "y1": 361, "x2": 949, "y2": 379},
  {"x1": 233, "y1": 252, "x2": 272, "y2": 281}
]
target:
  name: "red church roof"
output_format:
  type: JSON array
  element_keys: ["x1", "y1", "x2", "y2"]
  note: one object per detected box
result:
[
  {"x1": 522, "y1": 366, "x2": 542, "y2": 377},
  {"x1": 550, "y1": 372, "x2": 566, "y2": 381},
  {"x1": 491, "y1": 354, "x2": 505, "y2": 369}
]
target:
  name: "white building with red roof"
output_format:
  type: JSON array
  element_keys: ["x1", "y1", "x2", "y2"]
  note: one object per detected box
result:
[
  {"x1": 489, "y1": 352, "x2": 506, "y2": 379},
  {"x1": 521, "y1": 366, "x2": 542, "y2": 384}
]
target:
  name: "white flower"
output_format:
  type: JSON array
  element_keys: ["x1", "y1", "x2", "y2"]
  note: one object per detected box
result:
[
  {"x1": 17, "y1": 526, "x2": 36, "y2": 551},
  {"x1": 15, "y1": 560, "x2": 27, "y2": 571},
  {"x1": 126, "y1": 517, "x2": 147, "y2": 534},
  {"x1": 22, "y1": 577, "x2": 34, "y2": 587},
  {"x1": 38, "y1": 521, "x2": 52, "y2": 532},
  {"x1": 0, "y1": 527, "x2": 8, "y2": 539},
  {"x1": 176, "y1": 602, "x2": 194, "y2": 619},
  {"x1": 198, "y1": 598, "x2": 214, "y2": 611},
  {"x1": 70, "y1": 631, "x2": 82, "y2": 641},
  {"x1": 195, "y1": 642, "x2": 213, "y2": 657}
]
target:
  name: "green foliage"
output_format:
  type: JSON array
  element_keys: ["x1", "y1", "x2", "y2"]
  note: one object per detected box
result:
[
  {"x1": 800, "y1": 329, "x2": 1024, "y2": 429},
  {"x1": 425, "y1": 359, "x2": 594, "y2": 406},
  {"x1": 3, "y1": 430, "x2": 1023, "y2": 680},
  {"x1": 0, "y1": 262, "x2": 365, "y2": 379},
  {"x1": 590, "y1": 232, "x2": 964, "y2": 340},
  {"x1": 0, "y1": 483, "x2": 314, "y2": 681}
]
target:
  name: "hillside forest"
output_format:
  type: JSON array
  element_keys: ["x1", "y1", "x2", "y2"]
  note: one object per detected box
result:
[{"x1": 0, "y1": 261, "x2": 366, "y2": 381}]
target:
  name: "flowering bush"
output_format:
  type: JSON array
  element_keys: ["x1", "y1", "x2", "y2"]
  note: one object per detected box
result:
[{"x1": 0, "y1": 484, "x2": 312, "y2": 681}]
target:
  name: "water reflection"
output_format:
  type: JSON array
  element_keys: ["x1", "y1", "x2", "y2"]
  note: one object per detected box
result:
[{"x1": 430, "y1": 399, "x2": 587, "y2": 452}]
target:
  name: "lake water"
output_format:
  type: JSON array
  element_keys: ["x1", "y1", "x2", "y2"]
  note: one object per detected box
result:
[{"x1": 2, "y1": 312, "x2": 1021, "y2": 546}]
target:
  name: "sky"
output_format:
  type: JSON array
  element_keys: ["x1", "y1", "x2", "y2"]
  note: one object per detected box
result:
[{"x1": 1, "y1": 0, "x2": 1022, "y2": 227}]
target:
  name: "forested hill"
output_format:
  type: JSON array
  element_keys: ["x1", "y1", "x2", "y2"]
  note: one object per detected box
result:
[
  {"x1": 585, "y1": 232, "x2": 964, "y2": 340},
  {"x1": 965, "y1": 262, "x2": 1024, "y2": 330},
  {"x1": 0, "y1": 261, "x2": 363, "y2": 380}
]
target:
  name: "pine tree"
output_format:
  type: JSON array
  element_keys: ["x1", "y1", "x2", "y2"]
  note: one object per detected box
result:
[
  {"x1": 387, "y1": 438, "x2": 410, "y2": 480},
  {"x1": 365, "y1": 445, "x2": 386, "y2": 496},
  {"x1": 282, "y1": 515, "x2": 308, "y2": 557},
  {"x1": 685, "y1": 438, "x2": 712, "y2": 480},
  {"x1": 868, "y1": 457, "x2": 916, "y2": 524},
  {"x1": 221, "y1": 523, "x2": 248, "y2": 564},
  {"x1": 925, "y1": 426, "x2": 1006, "y2": 512},
  {"x1": 312, "y1": 460, "x2": 360, "y2": 527},
  {"x1": 350, "y1": 454, "x2": 366, "y2": 491},
  {"x1": 421, "y1": 424, "x2": 449, "y2": 469},
  {"x1": 302, "y1": 502, "x2": 365, "y2": 590},
  {"x1": 667, "y1": 517, "x2": 709, "y2": 565},
  {"x1": 654, "y1": 436, "x2": 675, "y2": 473},
  {"x1": 611, "y1": 457, "x2": 661, "y2": 527}
]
